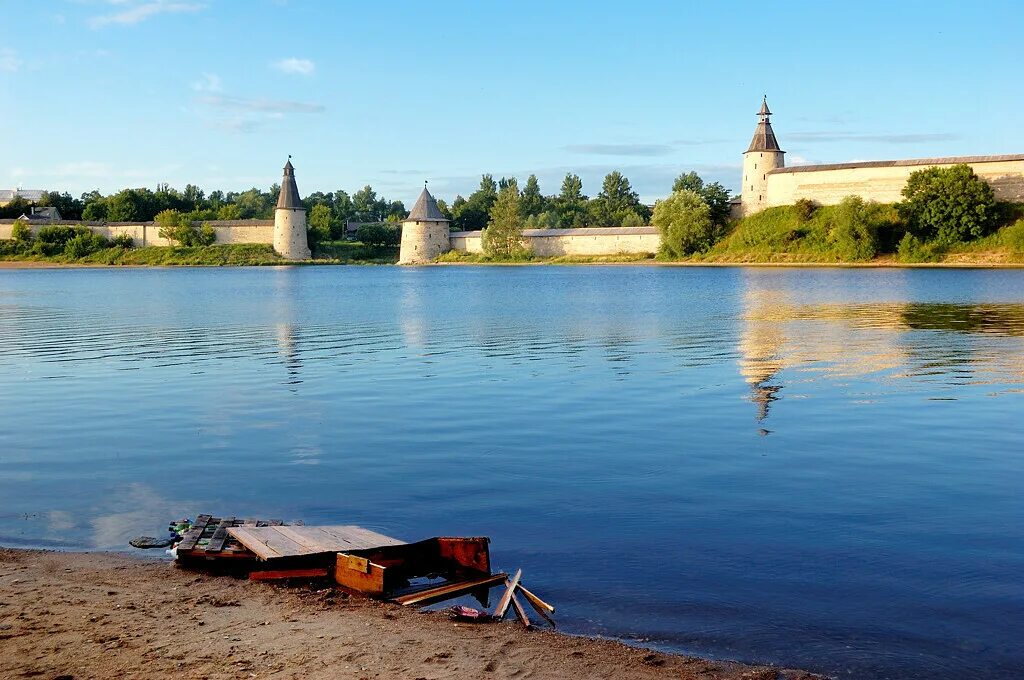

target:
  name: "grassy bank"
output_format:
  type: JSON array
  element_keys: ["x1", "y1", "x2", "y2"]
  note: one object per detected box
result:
[{"x1": 0, "y1": 241, "x2": 400, "y2": 267}]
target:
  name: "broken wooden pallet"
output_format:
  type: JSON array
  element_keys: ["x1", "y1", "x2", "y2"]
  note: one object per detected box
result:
[
  {"x1": 228, "y1": 525, "x2": 405, "y2": 561},
  {"x1": 175, "y1": 515, "x2": 286, "y2": 561}
]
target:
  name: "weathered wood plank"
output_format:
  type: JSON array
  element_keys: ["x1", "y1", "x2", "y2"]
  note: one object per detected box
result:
[
  {"x1": 227, "y1": 526, "x2": 307, "y2": 560},
  {"x1": 492, "y1": 569, "x2": 522, "y2": 620},
  {"x1": 206, "y1": 517, "x2": 235, "y2": 553},
  {"x1": 249, "y1": 568, "x2": 329, "y2": 581},
  {"x1": 517, "y1": 583, "x2": 555, "y2": 613},
  {"x1": 393, "y1": 573, "x2": 508, "y2": 606},
  {"x1": 510, "y1": 591, "x2": 532, "y2": 628},
  {"x1": 518, "y1": 584, "x2": 556, "y2": 627},
  {"x1": 228, "y1": 525, "x2": 404, "y2": 560}
]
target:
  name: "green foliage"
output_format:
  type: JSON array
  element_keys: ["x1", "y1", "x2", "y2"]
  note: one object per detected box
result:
[
  {"x1": 156, "y1": 209, "x2": 216, "y2": 246},
  {"x1": 620, "y1": 211, "x2": 645, "y2": 228},
  {"x1": 63, "y1": 232, "x2": 109, "y2": 259},
  {"x1": 11, "y1": 219, "x2": 33, "y2": 243},
  {"x1": 589, "y1": 171, "x2": 643, "y2": 227},
  {"x1": 999, "y1": 219, "x2": 1024, "y2": 254},
  {"x1": 198, "y1": 223, "x2": 217, "y2": 246},
  {"x1": 826, "y1": 196, "x2": 880, "y2": 261},
  {"x1": 898, "y1": 164, "x2": 998, "y2": 245},
  {"x1": 520, "y1": 174, "x2": 545, "y2": 218},
  {"x1": 555, "y1": 173, "x2": 588, "y2": 228},
  {"x1": 672, "y1": 171, "x2": 732, "y2": 226},
  {"x1": 482, "y1": 179, "x2": 529, "y2": 260},
  {"x1": 452, "y1": 175, "x2": 498, "y2": 231},
  {"x1": 794, "y1": 198, "x2": 818, "y2": 222},
  {"x1": 653, "y1": 190, "x2": 717, "y2": 257},
  {"x1": 307, "y1": 204, "x2": 333, "y2": 244},
  {"x1": 895, "y1": 233, "x2": 939, "y2": 263},
  {"x1": 354, "y1": 223, "x2": 401, "y2": 247},
  {"x1": 111, "y1": 233, "x2": 135, "y2": 249},
  {"x1": 37, "y1": 225, "x2": 91, "y2": 246}
]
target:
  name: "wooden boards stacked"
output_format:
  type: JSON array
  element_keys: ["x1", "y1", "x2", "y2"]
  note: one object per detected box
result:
[{"x1": 227, "y1": 524, "x2": 405, "y2": 560}]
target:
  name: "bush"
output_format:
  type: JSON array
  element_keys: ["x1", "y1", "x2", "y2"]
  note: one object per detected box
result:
[
  {"x1": 156, "y1": 209, "x2": 216, "y2": 246},
  {"x1": 896, "y1": 232, "x2": 945, "y2": 263},
  {"x1": 11, "y1": 219, "x2": 33, "y2": 243},
  {"x1": 794, "y1": 198, "x2": 818, "y2": 223},
  {"x1": 898, "y1": 164, "x2": 998, "y2": 245},
  {"x1": 111, "y1": 233, "x2": 135, "y2": 249},
  {"x1": 37, "y1": 225, "x2": 91, "y2": 246},
  {"x1": 825, "y1": 196, "x2": 880, "y2": 261},
  {"x1": 997, "y1": 219, "x2": 1024, "y2": 254},
  {"x1": 198, "y1": 223, "x2": 217, "y2": 246},
  {"x1": 63, "y1": 232, "x2": 109, "y2": 259},
  {"x1": 355, "y1": 223, "x2": 401, "y2": 247},
  {"x1": 620, "y1": 211, "x2": 646, "y2": 227},
  {"x1": 653, "y1": 189, "x2": 718, "y2": 257}
]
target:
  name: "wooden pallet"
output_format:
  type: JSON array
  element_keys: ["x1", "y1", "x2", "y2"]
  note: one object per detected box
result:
[{"x1": 175, "y1": 515, "x2": 289, "y2": 561}]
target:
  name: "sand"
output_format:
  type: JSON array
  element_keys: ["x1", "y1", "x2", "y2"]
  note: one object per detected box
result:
[{"x1": 0, "y1": 548, "x2": 822, "y2": 680}]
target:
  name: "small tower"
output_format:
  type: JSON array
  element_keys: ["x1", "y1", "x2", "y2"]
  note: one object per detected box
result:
[
  {"x1": 273, "y1": 158, "x2": 311, "y2": 260},
  {"x1": 741, "y1": 97, "x2": 785, "y2": 216},
  {"x1": 399, "y1": 184, "x2": 450, "y2": 265}
]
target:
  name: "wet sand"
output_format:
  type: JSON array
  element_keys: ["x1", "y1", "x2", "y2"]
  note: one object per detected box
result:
[{"x1": 0, "y1": 548, "x2": 821, "y2": 680}]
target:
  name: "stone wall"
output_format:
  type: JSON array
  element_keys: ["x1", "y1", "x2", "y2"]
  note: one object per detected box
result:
[
  {"x1": 450, "y1": 227, "x2": 660, "y2": 257},
  {"x1": 0, "y1": 220, "x2": 275, "y2": 246},
  {"x1": 765, "y1": 154, "x2": 1024, "y2": 208}
]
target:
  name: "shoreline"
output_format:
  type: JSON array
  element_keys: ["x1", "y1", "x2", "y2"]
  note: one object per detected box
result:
[{"x1": 0, "y1": 547, "x2": 823, "y2": 680}]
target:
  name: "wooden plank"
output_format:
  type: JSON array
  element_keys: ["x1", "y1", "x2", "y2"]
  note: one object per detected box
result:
[
  {"x1": 334, "y1": 554, "x2": 387, "y2": 596},
  {"x1": 227, "y1": 526, "x2": 307, "y2": 561},
  {"x1": 176, "y1": 515, "x2": 211, "y2": 552},
  {"x1": 249, "y1": 568, "x2": 329, "y2": 581},
  {"x1": 228, "y1": 525, "x2": 404, "y2": 560},
  {"x1": 518, "y1": 584, "x2": 556, "y2": 627},
  {"x1": 316, "y1": 526, "x2": 405, "y2": 550},
  {"x1": 492, "y1": 569, "x2": 521, "y2": 620},
  {"x1": 393, "y1": 573, "x2": 508, "y2": 606},
  {"x1": 517, "y1": 583, "x2": 555, "y2": 614},
  {"x1": 206, "y1": 517, "x2": 235, "y2": 553},
  {"x1": 510, "y1": 591, "x2": 532, "y2": 628}
]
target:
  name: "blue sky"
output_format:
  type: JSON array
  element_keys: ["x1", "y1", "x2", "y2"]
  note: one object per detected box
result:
[{"x1": 2, "y1": 0, "x2": 1022, "y2": 204}]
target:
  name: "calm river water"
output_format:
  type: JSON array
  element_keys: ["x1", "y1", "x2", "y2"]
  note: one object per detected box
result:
[{"x1": 1, "y1": 265, "x2": 1022, "y2": 679}]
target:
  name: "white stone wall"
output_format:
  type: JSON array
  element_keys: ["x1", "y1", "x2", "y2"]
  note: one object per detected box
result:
[
  {"x1": 399, "y1": 219, "x2": 451, "y2": 264},
  {"x1": 765, "y1": 156, "x2": 1024, "y2": 208},
  {"x1": 741, "y1": 150, "x2": 785, "y2": 216},
  {"x1": 449, "y1": 227, "x2": 660, "y2": 257},
  {"x1": 273, "y1": 209, "x2": 311, "y2": 260},
  {"x1": 0, "y1": 220, "x2": 275, "y2": 247}
]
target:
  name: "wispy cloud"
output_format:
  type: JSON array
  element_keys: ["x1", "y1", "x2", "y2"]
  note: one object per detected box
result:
[
  {"x1": 197, "y1": 93, "x2": 325, "y2": 114},
  {"x1": 789, "y1": 131, "x2": 961, "y2": 144},
  {"x1": 88, "y1": 1, "x2": 204, "y2": 29},
  {"x1": 0, "y1": 48, "x2": 22, "y2": 73},
  {"x1": 191, "y1": 72, "x2": 222, "y2": 92},
  {"x1": 272, "y1": 58, "x2": 315, "y2": 76},
  {"x1": 563, "y1": 143, "x2": 675, "y2": 157}
]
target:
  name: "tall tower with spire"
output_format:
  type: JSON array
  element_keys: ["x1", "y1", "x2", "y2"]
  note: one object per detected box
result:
[
  {"x1": 273, "y1": 158, "x2": 311, "y2": 260},
  {"x1": 741, "y1": 97, "x2": 785, "y2": 216},
  {"x1": 399, "y1": 184, "x2": 450, "y2": 264}
]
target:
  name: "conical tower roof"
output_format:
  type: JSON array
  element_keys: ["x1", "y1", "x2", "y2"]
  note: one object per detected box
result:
[
  {"x1": 276, "y1": 158, "x2": 303, "y2": 210},
  {"x1": 406, "y1": 186, "x2": 448, "y2": 222},
  {"x1": 747, "y1": 97, "x2": 783, "y2": 153}
]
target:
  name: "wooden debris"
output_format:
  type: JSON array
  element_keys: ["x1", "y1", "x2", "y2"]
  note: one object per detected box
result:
[
  {"x1": 510, "y1": 591, "x2": 532, "y2": 629},
  {"x1": 228, "y1": 525, "x2": 404, "y2": 561},
  {"x1": 393, "y1": 573, "x2": 508, "y2": 606},
  {"x1": 517, "y1": 583, "x2": 555, "y2": 614},
  {"x1": 492, "y1": 568, "x2": 522, "y2": 620},
  {"x1": 249, "y1": 568, "x2": 330, "y2": 581}
]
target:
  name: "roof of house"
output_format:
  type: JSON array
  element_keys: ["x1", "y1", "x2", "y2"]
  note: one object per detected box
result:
[
  {"x1": 0, "y1": 189, "x2": 45, "y2": 202},
  {"x1": 406, "y1": 186, "x2": 448, "y2": 222},
  {"x1": 276, "y1": 159, "x2": 303, "y2": 210},
  {"x1": 769, "y1": 153, "x2": 1024, "y2": 175}
]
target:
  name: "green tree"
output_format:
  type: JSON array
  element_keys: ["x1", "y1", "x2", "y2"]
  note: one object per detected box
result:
[
  {"x1": 897, "y1": 164, "x2": 998, "y2": 244},
  {"x1": 482, "y1": 179, "x2": 528, "y2": 260},
  {"x1": 453, "y1": 175, "x2": 499, "y2": 231},
  {"x1": 589, "y1": 171, "x2": 641, "y2": 226},
  {"x1": 520, "y1": 174, "x2": 544, "y2": 218},
  {"x1": 555, "y1": 173, "x2": 588, "y2": 228},
  {"x1": 352, "y1": 185, "x2": 380, "y2": 222},
  {"x1": 10, "y1": 218, "x2": 33, "y2": 244},
  {"x1": 216, "y1": 203, "x2": 242, "y2": 220},
  {"x1": 672, "y1": 171, "x2": 732, "y2": 227},
  {"x1": 81, "y1": 199, "x2": 108, "y2": 221},
  {"x1": 308, "y1": 204, "x2": 333, "y2": 243},
  {"x1": 653, "y1": 189, "x2": 717, "y2": 257},
  {"x1": 38, "y1": 191, "x2": 84, "y2": 220},
  {"x1": 827, "y1": 196, "x2": 879, "y2": 261}
]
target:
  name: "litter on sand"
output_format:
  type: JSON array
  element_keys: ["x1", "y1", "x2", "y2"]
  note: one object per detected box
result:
[{"x1": 131, "y1": 513, "x2": 554, "y2": 629}]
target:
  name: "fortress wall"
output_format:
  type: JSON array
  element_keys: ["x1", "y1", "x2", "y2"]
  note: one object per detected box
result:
[
  {"x1": 765, "y1": 157, "x2": 1024, "y2": 207},
  {"x1": 0, "y1": 220, "x2": 274, "y2": 247},
  {"x1": 449, "y1": 227, "x2": 660, "y2": 257}
]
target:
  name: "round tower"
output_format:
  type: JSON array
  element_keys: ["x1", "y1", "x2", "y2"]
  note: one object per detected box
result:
[
  {"x1": 273, "y1": 158, "x2": 311, "y2": 260},
  {"x1": 399, "y1": 184, "x2": 450, "y2": 265},
  {"x1": 741, "y1": 97, "x2": 785, "y2": 216}
]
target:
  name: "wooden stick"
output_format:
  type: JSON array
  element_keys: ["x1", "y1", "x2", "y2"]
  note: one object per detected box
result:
[
  {"x1": 393, "y1": 573, "x2": 508, "y2": 606},
  {"x1": 510, "y1": 591, "x2": 531, "y2": 629},
  {"x1": 492, "y1": 569, "x2": 521, "y2": 620},
  {"x1": 249, "y1": 568, "x2": 329, "y2": 581},
  {"x1": 517, "y1": 584, "x2": 556, "y2": 627},
  {"x1": 517, "y1": 583, "x2": 555, "y2": 613}
]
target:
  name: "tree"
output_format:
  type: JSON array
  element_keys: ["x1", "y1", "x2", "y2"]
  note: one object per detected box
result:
[
  {"x1": 38, "y1": 191, "x2": 84, "y2": 220},
  {"x1": 555, "y1": 173, "x2": 588, "y2": 228},
  {"x1": 652, "y1": 189, "x2": 718, "y2": 257},
  {"x1": 453, "y1": 175, "x2": 498, "y2": 231},
  {"x1": 352, "y1": 185, "x2": 379, "y2": 222},
  {"x1": 482, "y1": 179, "x2": 528, "y2": 259},
  {"x1": 589, "y1": 171, "x2": 641, "y2": 226},
  {"x1": 826, "y1": 196, "x2": 880, "y2": 261},
  {"x1": 898, "y1": 164, "x2": 998, "y2": 244},
  {"x1": 10, "y1": 218, "x2": 32, "y2": 244},
  {"x1": 308, "y1": 204, "x2": 333, "y2": 243},
  {"x1": 520, "y1": 174, "x2": 544, "y2": 218},
  {"x1": 672, "y1": 171, "x2": 732, "y2": 227}
]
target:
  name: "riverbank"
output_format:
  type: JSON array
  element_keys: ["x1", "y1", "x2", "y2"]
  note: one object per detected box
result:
[{"x1": 0, "y1": 548, "x2": 820, "y2": 680}]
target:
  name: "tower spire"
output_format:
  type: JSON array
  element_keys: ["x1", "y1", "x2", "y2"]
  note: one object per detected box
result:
[{"x1": 747, "y1": 96, "x2": 782, "y2": 153}]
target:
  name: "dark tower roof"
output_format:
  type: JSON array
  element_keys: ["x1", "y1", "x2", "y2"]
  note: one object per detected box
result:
[
  {"x1": 406, "y1": 186, "x2": 449, "y2": 221},
  {"x1": 747, "y1": 97, "x2": 783, "y2": 153},
  {"x1": 276, "y1": 158, "x2": 303, "y2": 210}
]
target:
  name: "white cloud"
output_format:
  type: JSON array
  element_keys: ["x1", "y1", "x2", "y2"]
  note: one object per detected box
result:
[
  {"x1": 88, "y1": 1, "x2": 204, "y2": 29},
  {"x1": 197, "y1": 93, "x2": 325, "y2": 114},
  {"x1": 272, "y1": 58, "x2": 315, "y2": 76},
  {"x1": 0, "y1": 48, "x2": 22, "y2": 73},
  {"x1": 192, "y1": 72, "x2": 222, "y2": 92}
]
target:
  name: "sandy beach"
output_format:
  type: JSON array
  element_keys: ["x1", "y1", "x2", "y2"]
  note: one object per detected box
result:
[{"x1": 0, "y1": 548, "x2": 821, "y2": 680}]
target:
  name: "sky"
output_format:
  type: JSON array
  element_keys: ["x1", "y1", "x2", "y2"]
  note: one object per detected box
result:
[{"x1": 2, "y1": 0, "x2": 1022, "y2": 205}]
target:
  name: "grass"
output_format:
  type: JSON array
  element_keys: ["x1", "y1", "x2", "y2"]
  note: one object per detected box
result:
[{"x1": 0, "y1": 240, "x2": 400, "y2": 266}]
